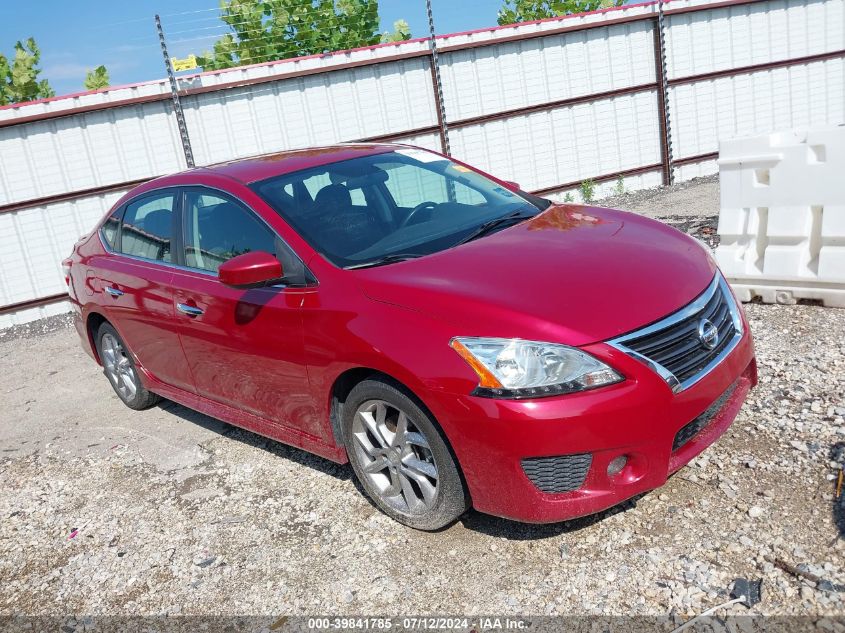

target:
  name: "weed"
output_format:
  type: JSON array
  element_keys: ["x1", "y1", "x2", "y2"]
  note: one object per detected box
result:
[{"x1": 579, "y1": 179, "x2": 596, "y2": 203}]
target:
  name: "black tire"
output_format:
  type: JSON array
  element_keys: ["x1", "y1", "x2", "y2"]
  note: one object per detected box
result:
[
  {"x1": 96, "y1": 322, "x2": 160, "y2": 411},
  {"x1": 343, "y1": 378, "x2": 469, "y2": 530}
]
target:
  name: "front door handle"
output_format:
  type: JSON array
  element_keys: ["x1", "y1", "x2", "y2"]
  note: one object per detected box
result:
[
  {"x1": 104, "y1": 286, "x2": 124, "y2": 297},
  {"x1": 176, "y1": 303, "x2": 204, "y2": 317}
]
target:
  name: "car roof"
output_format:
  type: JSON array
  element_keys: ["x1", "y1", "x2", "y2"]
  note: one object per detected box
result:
[{"x1": 195, "y1": 143, "x2": 402, "y2": 184}]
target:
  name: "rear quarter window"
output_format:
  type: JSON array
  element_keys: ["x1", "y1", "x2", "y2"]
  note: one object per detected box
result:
[{"x1": 101, "y1": 208, "x2": 123, "y2": 249}]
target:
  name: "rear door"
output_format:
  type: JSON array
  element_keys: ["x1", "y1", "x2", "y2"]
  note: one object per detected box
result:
[
  {"x1": 94, "y1": 190, "x2": 194, "y2": 392},
  {"x1": 168, "y1": 187, "x2": 320, "y2": 436}
]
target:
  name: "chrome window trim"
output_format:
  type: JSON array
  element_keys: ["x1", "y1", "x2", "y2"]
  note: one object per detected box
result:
[
  {"x1": 99, "y1": 232, "x2": 296, "y2": 290},
  {"x1": 97, "y1": 183, "x2": 317, "y2": 289},
  {"x1": 100, "y1": 233, "x2": 213, "y2": 276},
  {"x1": 607, "y1": 272, "x2": 743, "y2": 393}
]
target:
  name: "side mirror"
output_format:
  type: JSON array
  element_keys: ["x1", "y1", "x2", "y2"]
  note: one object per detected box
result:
[
  {"x1": 218, "y1": 251, "x2": 283, "y2": 289},
  {"x1": 504, "y1": 180, "x2": 521, "y2": 191}
]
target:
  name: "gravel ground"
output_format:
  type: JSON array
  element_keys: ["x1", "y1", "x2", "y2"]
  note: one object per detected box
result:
[
  {"x1": 1, "y1": 178, "x2": 844, "y2": 627},
  {"x1": 599, "y1": 175, "x2": 722, "y2": 249},
  {"x1": 0, "y1": 312, "x2": 75, "y2": 345}
]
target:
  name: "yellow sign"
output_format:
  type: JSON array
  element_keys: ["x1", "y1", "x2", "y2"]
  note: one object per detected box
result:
[{"x1": 171, "y1": 55, "x2": 198, "y2": 72}]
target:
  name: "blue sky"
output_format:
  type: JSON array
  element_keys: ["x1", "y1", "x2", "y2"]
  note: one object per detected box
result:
[{"x1": 2, "y1": 0, "x2": 505, "y2": 97}]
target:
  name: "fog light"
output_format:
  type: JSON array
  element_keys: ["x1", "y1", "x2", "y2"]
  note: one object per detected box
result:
[{"x1": 607, "y1": 455, "x2": 628, "y2": 476}]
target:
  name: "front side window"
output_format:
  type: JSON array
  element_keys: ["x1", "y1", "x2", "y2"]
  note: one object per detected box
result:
[
  {"x1": 251, "y1": 148, "x2": 541, "y2": 269},
  {"x1": 183, "y1": 191, "x2": 277, "y2": 273},
  {"x1": 120, "y1": 193, "x2": 175, "y2": 262},
  {"x1": 181, "y1": 190, "x2": 313, "y2": 285}
]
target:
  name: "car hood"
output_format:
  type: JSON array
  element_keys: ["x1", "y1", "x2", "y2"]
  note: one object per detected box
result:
[{"x1": 354, "y1": 205, "x2": 717, "y2": 346}]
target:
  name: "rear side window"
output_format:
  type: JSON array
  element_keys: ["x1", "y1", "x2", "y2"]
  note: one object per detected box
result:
[{"x1": 119, "y1": 194, "x2": 175, "y2": 262}]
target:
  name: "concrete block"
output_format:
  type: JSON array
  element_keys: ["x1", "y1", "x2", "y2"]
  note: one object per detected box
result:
[{"x1": 715, "y1": 125, "x2": 845, "y2": 307}]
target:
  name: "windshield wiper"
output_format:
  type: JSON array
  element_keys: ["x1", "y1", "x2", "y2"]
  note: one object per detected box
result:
[
  {"x1": 454, "y1": 209, "x2": 538, "y2": 246},
  {"x1": 345, "y1": 253, "x2": 423, "y2": 270}
]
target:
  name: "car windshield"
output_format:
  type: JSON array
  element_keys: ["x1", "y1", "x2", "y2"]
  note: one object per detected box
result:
[{"x1": 250, "y1": 148, "x2": 544, "y2": 269}]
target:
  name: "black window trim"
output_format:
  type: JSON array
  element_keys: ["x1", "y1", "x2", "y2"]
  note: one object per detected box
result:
[{"x1": 100, "y1": 204, "x2": 126, "y2": 252}]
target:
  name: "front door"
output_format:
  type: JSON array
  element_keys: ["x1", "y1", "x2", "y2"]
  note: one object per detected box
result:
[{"x1": 169, "y1": 188, "x2": 319, "y2": 437}]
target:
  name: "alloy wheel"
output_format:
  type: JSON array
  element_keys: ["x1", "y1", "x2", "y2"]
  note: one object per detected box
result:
[
  {"x1": 100, "y1": 332, "x2": 138, "y2": 401},
  {"x1": 350, "y1": 399, "x2": 439, "y2": 514}
]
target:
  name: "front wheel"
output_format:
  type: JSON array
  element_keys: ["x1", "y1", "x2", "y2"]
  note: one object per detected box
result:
[
  {"x1": 343, "y1": 378, "x2": 469, "y2": 530},
  {"x1": 96, "y1": 322, "x2": 160, "y2": 410}
]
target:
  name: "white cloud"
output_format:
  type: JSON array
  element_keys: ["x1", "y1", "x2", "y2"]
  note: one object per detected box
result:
[
  {"x1": 41, "y1": 62, "x2": 92, "y2": 80},
  {"x1": 42, "y1": 56, "x2": 136, "y2": 80}
]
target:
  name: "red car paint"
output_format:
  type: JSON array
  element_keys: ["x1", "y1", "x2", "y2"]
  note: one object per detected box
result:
[{"x1": 66, "y1": 144, "x2": 756, "y2": 523}]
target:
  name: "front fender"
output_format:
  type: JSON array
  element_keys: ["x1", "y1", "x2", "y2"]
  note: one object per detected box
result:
[{"x1": 300, "y1": 292, "x2": 479, "y2": 451}]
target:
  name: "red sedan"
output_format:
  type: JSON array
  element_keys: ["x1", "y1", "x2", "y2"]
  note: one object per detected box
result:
[{"x1": 64, "y1": 144, "x2": 756, "y2": 530}]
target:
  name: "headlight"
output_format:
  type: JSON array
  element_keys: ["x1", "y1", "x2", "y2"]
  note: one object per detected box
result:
[{"x1": 450, "y1": 337, "x2": 623, "y2": 399}]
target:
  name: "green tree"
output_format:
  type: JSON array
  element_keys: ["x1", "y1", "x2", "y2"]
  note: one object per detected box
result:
[
  {"x1": 84, "y1": 65, "x2": 110, "y2": 90},
  {"x1": 381, "y1": 19, "x2": 411, "y2": 43},
  {"x1": 497, "y1": 0, "x2": 624, "y2": 25},
  {"x1": 196, "y1": 0, "x2": 410, "y2": 71},
  {"x1": 0, "y1": 38, "x2": 55, "y2": 106}
]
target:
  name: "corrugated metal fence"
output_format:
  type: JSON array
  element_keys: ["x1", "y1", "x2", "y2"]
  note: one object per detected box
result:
[{"x1": 1, "y1": 0, "x2": 843, "y2": 326}]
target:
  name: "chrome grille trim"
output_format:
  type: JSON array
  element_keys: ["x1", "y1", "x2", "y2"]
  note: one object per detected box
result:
[{"x1": 607, "y1": 273, "x2": 743, "y2": 393}]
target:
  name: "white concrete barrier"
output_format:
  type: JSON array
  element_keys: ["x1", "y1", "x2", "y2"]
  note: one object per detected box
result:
[{"x1": 715, "y1": 125, "x2": 845, "y2": 308}]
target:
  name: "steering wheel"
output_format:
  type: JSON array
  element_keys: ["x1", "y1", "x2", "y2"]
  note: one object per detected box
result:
[{"x1": 399, "y1": 201, "x2": 438, "y2": 229}]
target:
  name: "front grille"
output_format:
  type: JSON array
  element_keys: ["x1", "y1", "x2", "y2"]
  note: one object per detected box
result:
[
  {"x1": 521, "y1": 453, "x2": 592, "y2": 493},
  {"x1": 609, "y1": 275, "x2": 742, "y2": 391},
  {"x1": 673, "y1": 381, "x2": 738, "y2": 451}
]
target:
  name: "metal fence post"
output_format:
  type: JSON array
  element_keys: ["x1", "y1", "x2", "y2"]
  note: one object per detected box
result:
[
  {"x1": 155, "y1": 14, "x2": 195, "y2": 169},
  {"x1": 654, "y1": 0, "x2": 674, "y2": 185},
  {"x1": 425, "y1": 0, "x2": 451, "y2": 156}
]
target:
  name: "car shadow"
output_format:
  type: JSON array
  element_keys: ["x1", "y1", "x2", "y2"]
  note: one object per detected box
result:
[
  {"x1": 457, "y1": 496, "x2": 643, "y2": 539},
  {"x1": 153, "y1": 399, "x2": 647, "y2": 538},
  {"x1": 155, "y1": 400, "x2": 351, "y2": 482}
]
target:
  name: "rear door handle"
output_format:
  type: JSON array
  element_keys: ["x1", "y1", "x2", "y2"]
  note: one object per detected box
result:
[
  {"x1": 104, "y1": 286, "x2": 124, "y2": 297},
  {"x1": 176, "y1": 303, "x2": 204, "y2": 317}
]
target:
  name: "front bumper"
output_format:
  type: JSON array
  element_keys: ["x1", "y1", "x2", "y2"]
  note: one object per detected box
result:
[{"x1": 428, "y1": 326, "x2": 756, "y2": 523}]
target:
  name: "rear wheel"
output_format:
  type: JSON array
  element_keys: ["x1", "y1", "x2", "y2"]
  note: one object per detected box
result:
[
  {"x1": 343, "y1": 378, "x2": 468, "y2": 530},
  {"x1": 96, "y1": 322, "x2": 160, "y2": 410}
]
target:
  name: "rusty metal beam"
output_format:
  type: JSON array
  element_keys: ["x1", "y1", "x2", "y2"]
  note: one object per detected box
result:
[
  {"x1": 530, "y1": 163, "x2": 665, "y2": 196},
  {"x1": 448, "y1": 82, "x2": 657, "y2": 129},
  {"x1": 0, "y1": 293, "x2": 68, "y2": 316},
  {"x1": 668, "y1": 49, "x2": 845, "y2": 86},
  {"x1": 0, "y1": 178, "x2": 151, "y2": 216}
]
